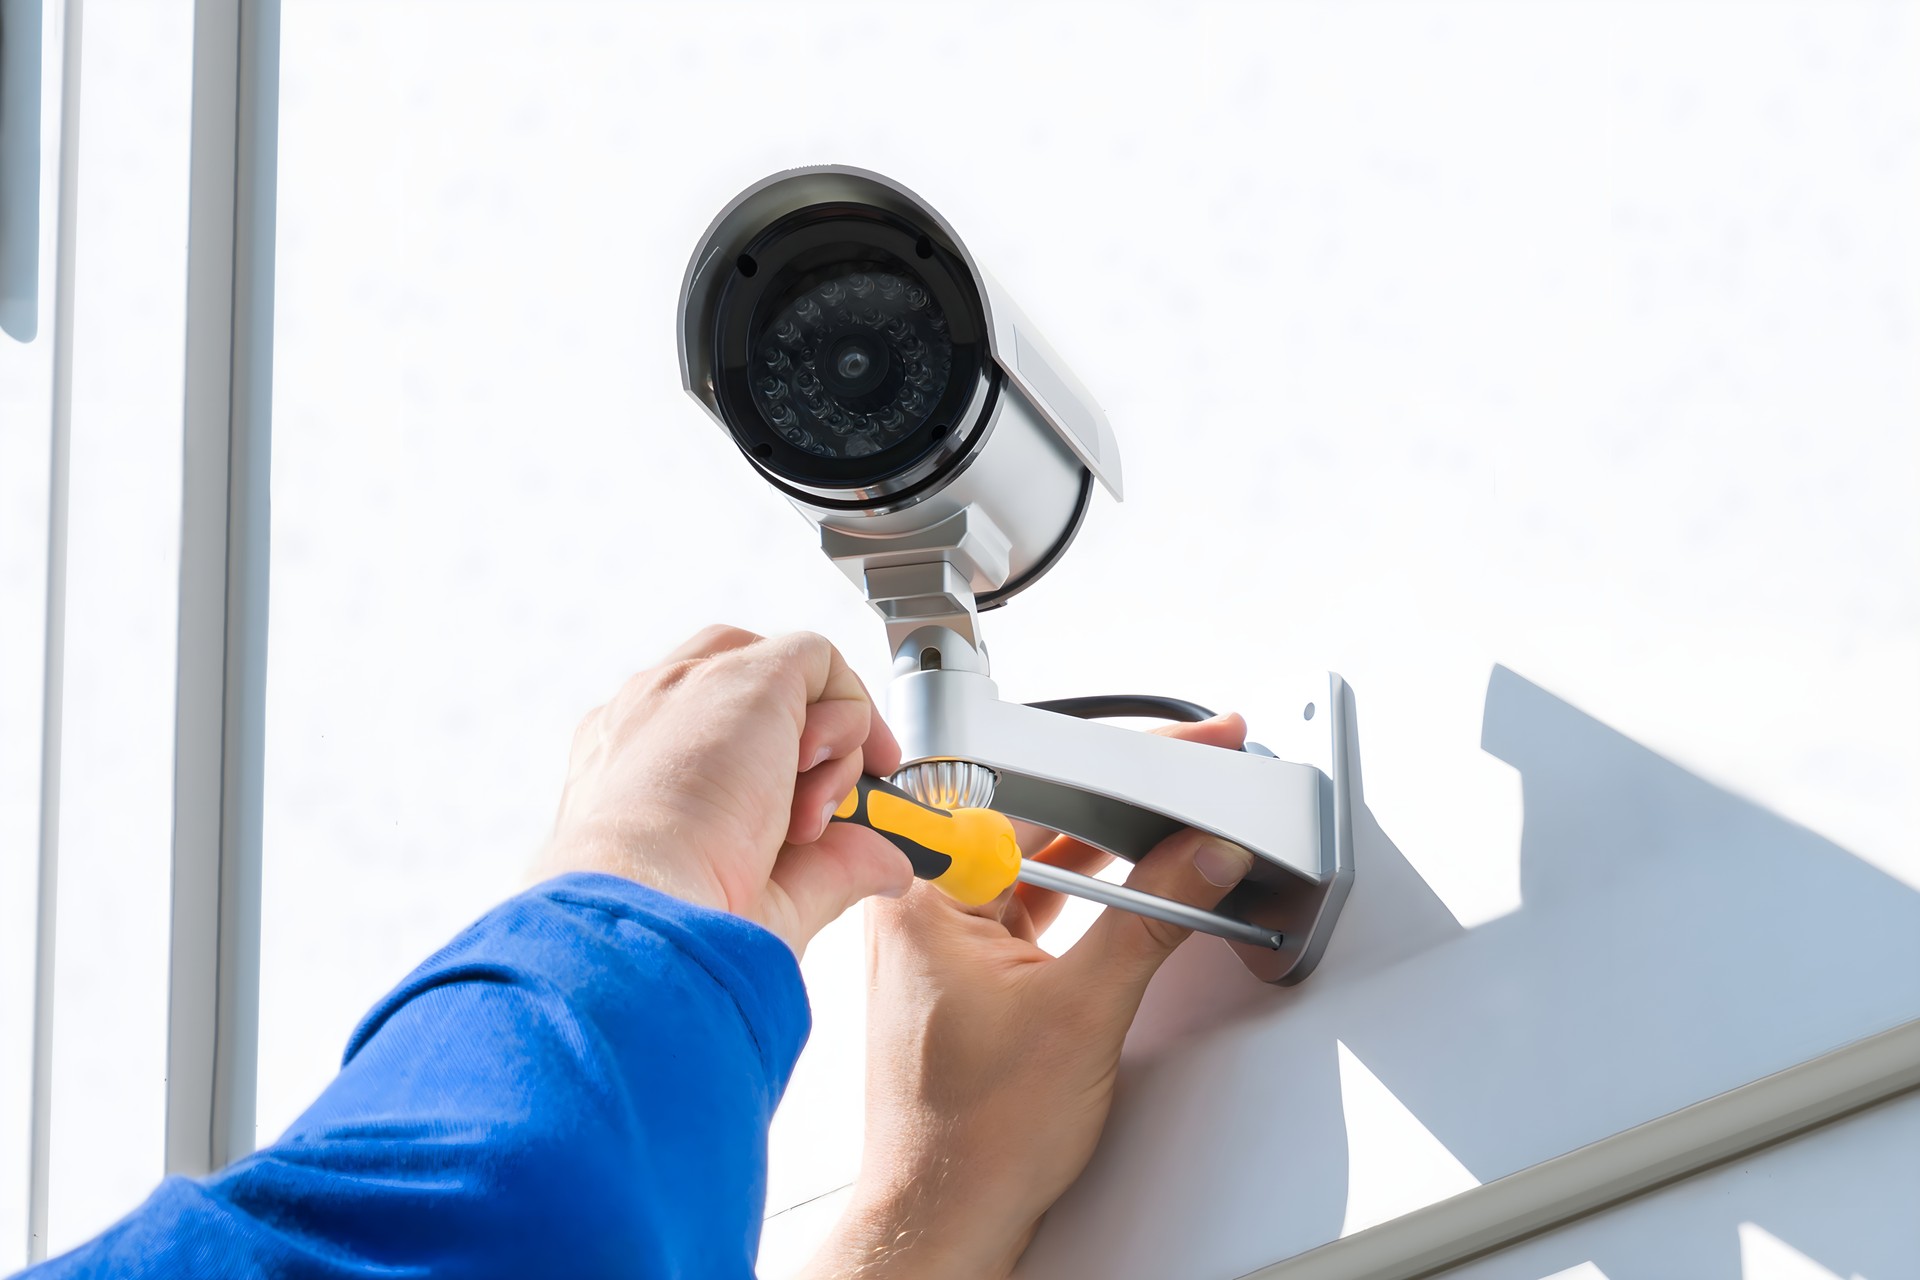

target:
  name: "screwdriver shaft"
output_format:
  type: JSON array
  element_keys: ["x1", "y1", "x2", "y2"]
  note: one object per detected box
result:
[{"x1": 1016, "y1": 861, "x2": 1283, "y2": 950}]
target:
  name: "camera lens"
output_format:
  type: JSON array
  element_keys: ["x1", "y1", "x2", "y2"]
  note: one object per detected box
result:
[
  {"x1": 827, "y1": 333, "x2": 887, "y2": 398},
  {"x1": 751, "y1": 265, "x2": 954, "y2": 460}
]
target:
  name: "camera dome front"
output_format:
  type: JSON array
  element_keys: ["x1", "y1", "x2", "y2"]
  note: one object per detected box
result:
[{"x1": 710, "y1": 206, "x2": 994, "y2": 507}]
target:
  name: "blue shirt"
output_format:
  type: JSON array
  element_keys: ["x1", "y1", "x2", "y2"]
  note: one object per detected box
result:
[{"x1": 22, "y1": 873, "x2": 810, "y2": 1279}]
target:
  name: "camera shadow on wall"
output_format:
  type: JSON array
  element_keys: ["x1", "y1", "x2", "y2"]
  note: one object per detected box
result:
[{"x1": 1016, "y1": 665, "x2": 1920, "y2": 1280}]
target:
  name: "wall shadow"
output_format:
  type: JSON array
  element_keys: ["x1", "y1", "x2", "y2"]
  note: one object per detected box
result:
[{"x1": 1014, "y1": 665, "x2": 1920, "y2": 1280}]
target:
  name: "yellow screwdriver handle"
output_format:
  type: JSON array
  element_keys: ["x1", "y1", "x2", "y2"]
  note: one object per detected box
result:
[{"x1": 831, "y1": 775, "x2": 1022, "y2": 906}]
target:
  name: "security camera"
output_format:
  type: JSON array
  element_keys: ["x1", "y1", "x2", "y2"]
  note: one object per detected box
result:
[
  {"x1": 677, "y1": 166, "x2": 1357, "y2": 986},
  {"x1": 677, "y1": 166, "x2": 1121, "y2": 656}
]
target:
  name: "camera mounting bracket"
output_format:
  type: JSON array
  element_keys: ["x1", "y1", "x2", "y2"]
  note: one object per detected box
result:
[
  {"x1": 885, "y1": 626, "x2": 1356, "y2": 985},
  {"x1": 821, "y1": 506, "x2": 1012, "y2": 653},
  {"x1": 679, "y1": 164, "x2": 1354, "y2": 984}
]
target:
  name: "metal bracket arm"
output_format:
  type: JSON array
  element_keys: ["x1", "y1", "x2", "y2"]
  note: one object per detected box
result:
[
  {"x1": 892, "y1": 668, "x2": 1326, "y2": 879},
  {"x1": 887, "y1": 662, "x2": 1357, "y2": 985}
]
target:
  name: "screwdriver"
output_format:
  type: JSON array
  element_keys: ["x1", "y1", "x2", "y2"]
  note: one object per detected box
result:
[{"x1": 831, "y1": 774, "x2": 1283, "y2": 950}]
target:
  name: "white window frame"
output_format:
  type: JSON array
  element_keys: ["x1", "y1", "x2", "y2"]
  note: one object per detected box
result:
[{"x1": 24, "y1": 0, "x2": 280, "y2": 1261}]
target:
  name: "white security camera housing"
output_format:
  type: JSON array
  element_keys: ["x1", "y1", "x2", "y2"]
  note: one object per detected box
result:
[{"x1": 678, "y1": 166, "x2": 1122, "y2": 652}]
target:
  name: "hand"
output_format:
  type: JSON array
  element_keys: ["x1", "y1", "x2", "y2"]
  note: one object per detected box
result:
[
  {"x1": 528, "y1": 624, "x2": 913, "y2": 956},
  {"x1": 800, "y1": 716, "x2": 1257, "y2": 1280}
]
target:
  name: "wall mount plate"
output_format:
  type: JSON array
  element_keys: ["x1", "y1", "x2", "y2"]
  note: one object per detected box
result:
[{"x1": 1221, "y1": 673, "x2": 1357, "y2": 985}]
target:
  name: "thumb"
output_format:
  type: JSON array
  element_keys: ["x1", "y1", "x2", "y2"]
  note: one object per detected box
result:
[
  {"x1": 767, "y1": 823, "x2": 916, "y2": 953},
  {"x1": 1059, "y1": 827, "x2": 1256, "y2": 1005}
]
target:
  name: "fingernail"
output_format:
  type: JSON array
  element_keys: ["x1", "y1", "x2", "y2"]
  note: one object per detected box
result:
[
  {"x1": 808, "y1": 745, "x2": 832, "y2": 771},
  {"x1": 820, "y1": 800, "x2": 840, "y2": 837},
  {"x1": 1193, "y1": 837, "x2": 1255, "y2": 888},
  {"x1": 875, "y1": 877, "x2": 910, "y2": 900}
]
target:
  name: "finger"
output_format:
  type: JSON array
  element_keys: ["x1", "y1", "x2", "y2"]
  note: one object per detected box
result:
[
  {"x1": 787, "y1": 749, "x2": 867, "y2": 845},
  {"x1": 769, "y1": 822, "x2": 915, "y2": 952},
  {"x1": 888, "y1": 858, "x2": 1018, "y2": 928},
  {"x1": 661, "y1": 623, "x2": 764, "y2": 664},
  {"x1": 870, "y1": 876, "x2": 1027, "y2": 958},
  {"x1": 764, "y1": 630, "x2": 903, "y2": 777},
  {"x1": 1155, "y1": 711, "x2": 1247, "y2": 752},
  {"x1": 757, "y1": 630, "x2": 875, "y2": 738},
  {"x1": 836, "y1": 661, "x2": 902, "y2": 778},
  {"x1": 1011, "y1": 818, "x2": 1060, "y2": 856},
  {"x1": 1032, "y1": 833, "x2": 1116, "y2": 876},
  {"x1": 1013, "y1": 714, "x2": 1248, "y2": 935},
  {"x1": 859, "y1": 687, "x2": 902, "y2": 779},
  {"x1": 797, "y1": 696, "x2": 872, "y2": 774},
  {"x1": 1014, "y1": 832, "x2": 1116, "y2": 935},
  {"x1": 1056, "y1": 826, "x2": 1257, "y2": 1010},
  {"x1": 765, "y1": 630, "x2": 868, "y2": 708}
]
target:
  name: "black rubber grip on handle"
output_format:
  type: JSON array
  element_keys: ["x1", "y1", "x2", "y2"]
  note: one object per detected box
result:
[{"x1": 834, "y1": 774, "x2": 954, "y2": 882}]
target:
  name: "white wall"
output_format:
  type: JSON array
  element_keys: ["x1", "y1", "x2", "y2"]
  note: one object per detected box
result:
[
  {"x1": 1436, "y1": 1090, "x2": 1920, "y2": 1280},
  {"x1": 11, "y1": 0, "x2": 1916, "y2": 1270}
]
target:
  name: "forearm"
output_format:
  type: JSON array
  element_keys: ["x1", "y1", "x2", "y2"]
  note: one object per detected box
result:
[{"x1": 23, "y1": 873, "x2": 809, "y2": 1280}]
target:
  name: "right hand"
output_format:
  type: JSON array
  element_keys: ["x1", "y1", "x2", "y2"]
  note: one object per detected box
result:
[
  {"x1": 526, "y1": 624, "x2": 915, "y2": 957},
  {"x1": 801, "y1": 716, "x2": 1257, "y2": 1279}
]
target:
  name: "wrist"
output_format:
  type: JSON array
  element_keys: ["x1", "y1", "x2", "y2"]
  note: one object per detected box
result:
[
  {"x1": 532, "y1": 824, "x2": 732, "y2": 917},
  {"x1": 798, "y1": 1169, "x2": 1029, "y2": 1280}
]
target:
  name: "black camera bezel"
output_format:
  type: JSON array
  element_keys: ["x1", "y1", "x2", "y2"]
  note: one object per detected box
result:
[{"x1": 712, "y1": 205, "x2": 993, "y2": 501}]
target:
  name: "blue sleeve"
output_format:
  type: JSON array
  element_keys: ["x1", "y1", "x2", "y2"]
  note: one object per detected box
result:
[{"x1": 22, "y1": 872, "x2": 811, "y2": 1280}]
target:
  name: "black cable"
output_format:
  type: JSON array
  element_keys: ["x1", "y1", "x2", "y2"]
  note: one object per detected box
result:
[
  {"x1": 1025, "y1": 694, "x2": 1218, "y2": 723},
  {"x1": 979, "y1": 469, "x2": 1095, "y2": 611}
]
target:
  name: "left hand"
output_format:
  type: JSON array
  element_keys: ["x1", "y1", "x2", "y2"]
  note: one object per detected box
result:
[{"x1": 799, "y1": 715, "x2": 1256, "y2": 1280}]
